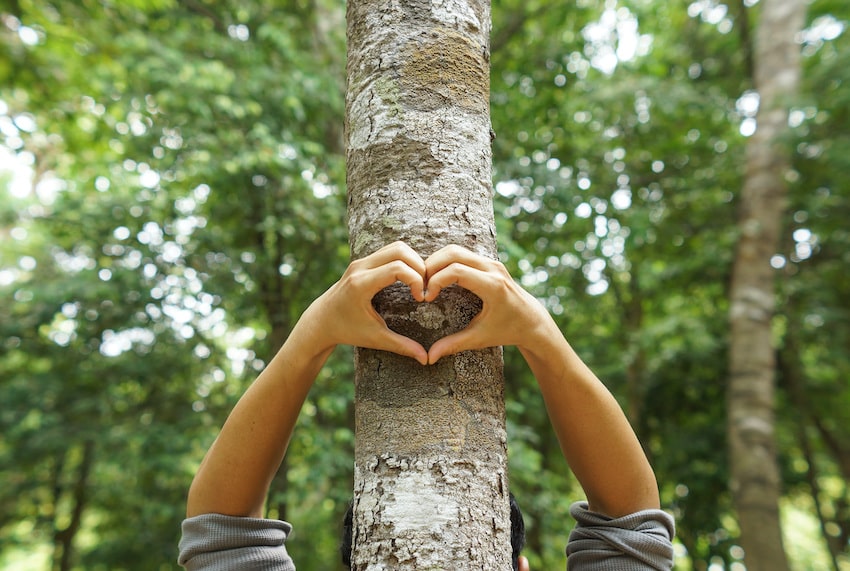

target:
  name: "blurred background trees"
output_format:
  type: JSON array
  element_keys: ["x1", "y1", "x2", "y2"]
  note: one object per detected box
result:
[{"x1": 1, "y1": 0, "x2": 848, "y2": 569}]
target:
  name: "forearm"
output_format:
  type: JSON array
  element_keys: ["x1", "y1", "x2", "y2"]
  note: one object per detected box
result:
[
  {"x1": 186, "y1": 308, "x2": 333, "y2": 519},
  {"x1": 518, "y1": 319, "x2": 659, "y2": 518}
]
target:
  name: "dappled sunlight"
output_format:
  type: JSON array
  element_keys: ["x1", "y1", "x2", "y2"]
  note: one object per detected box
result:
[
  {"x1": 582, "y1": 3, "x2": 652, "y2": 75},
  {"x1": 2, "y1": 0, "x2": 849, "y2": 568}
]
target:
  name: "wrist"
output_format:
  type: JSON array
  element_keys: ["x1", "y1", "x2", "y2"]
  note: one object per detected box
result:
[
  {"x1": 516, "y1": 312, "x2": 588, "y2": 387},
  {"x1": 290, "y1": 297, "x2": 339, "y2": 358},
  {"x1": 266, "y1": 311, "x2": 336, "y2": 383},
  {"x1": 515, "y1": 302, "x2": 563, "y2": 357}
]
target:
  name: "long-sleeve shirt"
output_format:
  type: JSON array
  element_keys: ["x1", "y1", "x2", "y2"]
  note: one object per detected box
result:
[{"x1": 178, "y1": 501, "x2": 675, "y2": 570}]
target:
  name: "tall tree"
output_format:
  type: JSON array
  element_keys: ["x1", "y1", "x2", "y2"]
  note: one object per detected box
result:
[
  {"x1": 727, "y1": 0, "x2": 806, "y2": 569},
  {"x1": 344, "y1": 0, "x2": 511, "y2": 568}
]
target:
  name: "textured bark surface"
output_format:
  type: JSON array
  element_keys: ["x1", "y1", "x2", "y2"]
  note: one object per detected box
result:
[
  {"x1": 345, "y1": 0, "x2": 510, "y2": 568},
  {"x1": 727, "y1": 1, "x2": 805, "y2": 569}
]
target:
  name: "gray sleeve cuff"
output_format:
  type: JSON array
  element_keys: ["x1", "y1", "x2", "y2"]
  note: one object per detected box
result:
[
  {"x1": 567, "y1": 501, "x2": 675, "y2": 571},
  {"x1": 178, "y1": 513, "x2": 295, "y2": 571}
]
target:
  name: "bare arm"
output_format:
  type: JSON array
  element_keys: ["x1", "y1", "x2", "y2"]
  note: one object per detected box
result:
[
  {"x1": 517, "y1": 326, "x2": 660, "y2": 517},
  {"x1": 186, "y1": 241, "x2": 659, "y2": 520},
  {"x1": 186, "y1": 242, "x2": 429, "y2": 518},
  {"x1": 424, "y1": 246, "x2": 659, "y2": 518}
]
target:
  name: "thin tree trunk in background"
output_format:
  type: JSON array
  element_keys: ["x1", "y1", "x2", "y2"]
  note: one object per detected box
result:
[
  {"x1": 727, "y1": 1, "x2": 805, "y2": 569},
  {"x1": 255, "y1": 177, "x2": 293, "y2": 522},
  {"x1": 781, "y1": 315, "x2": 844, "y2": 570},
  {"x1": 345, "y1": 0, "x2": 511, "y2": 568},
  {"x1": 52, "y1": 440, "x2": 94, "y2": 571}
]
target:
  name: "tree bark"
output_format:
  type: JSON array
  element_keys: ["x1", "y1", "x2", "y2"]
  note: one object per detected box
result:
[
  {"x1": 727, "y1": 1, "x2": 805, "y2": 569},
  {"x1": 345, "y1": 0, "x2": 511, "y2": 568}
]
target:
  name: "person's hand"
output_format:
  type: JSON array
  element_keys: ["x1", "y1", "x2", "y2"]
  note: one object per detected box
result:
[
  {"x1": 519, "y1": 555, "x2": 530, "y2": 571},
  {"x1": 423, "y1": 245, "x2": 552, "y2": 364},
  {"x1": 304, "y1": 241, "x2": 429, "y2": 365}
]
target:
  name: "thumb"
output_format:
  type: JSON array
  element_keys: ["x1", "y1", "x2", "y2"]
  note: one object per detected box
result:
[
  {"x1": 518, "y1": 556, "x2": 530, "y2": 571},
  {"x1": 378, "y1": 330, "x2": 428, "y2": 366},
  {"x1": 426, "y1": 327, "x2": 478, "y2": 364}
]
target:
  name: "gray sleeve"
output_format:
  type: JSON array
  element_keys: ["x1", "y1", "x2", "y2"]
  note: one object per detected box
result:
[
  {"x1": 566, "y1": 502, "x2": 675, "y2": 571},
  {"x1": 178, "y1": 513, "x2": 296, "y2": 571}
]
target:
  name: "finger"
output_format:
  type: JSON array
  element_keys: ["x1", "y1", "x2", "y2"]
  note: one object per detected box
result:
[
  {"x1": 423, "y1": 262, "x2": 492, "y2": 302},
  {"x1": 425, "y1": 244, "x2": 496, "y2": 279},
  {"x1": 518, "y1": 556, "x2": 530, "y2": 571},
  {"x1": 359, "y1": 241, "x2": 426, "y2": 277},
  {"x1": 351, "y1": 260, "x2": 426, "y2": 301}
]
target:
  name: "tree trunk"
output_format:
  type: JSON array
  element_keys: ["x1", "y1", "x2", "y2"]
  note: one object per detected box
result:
[
  {"x1": 781, "y1": 312, "x2": 846, "y2": 569},
  {"x1": 52, "y1": 440, "x2": 95, "y2": 571},
  {"x1": 727, "y1": 1, "x2": 805, "y2": 570},
  {"x1": 345, "y1": 0, "x2": 511, "y2": 568}
]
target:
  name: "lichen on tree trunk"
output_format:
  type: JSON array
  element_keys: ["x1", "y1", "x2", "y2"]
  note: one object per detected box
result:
[{"x1": 345, "y1": 0, "x2": 511, "y2": 568}]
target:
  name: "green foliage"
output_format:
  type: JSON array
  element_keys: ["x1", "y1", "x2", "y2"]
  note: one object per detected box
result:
[{"x1": 1, "y1": 0, "x2": 849, "y2": 569}]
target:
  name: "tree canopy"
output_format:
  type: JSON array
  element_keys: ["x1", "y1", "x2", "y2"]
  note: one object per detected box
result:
[{"x1": 1, "y1": 0, "x2": 848, "y2": 569}]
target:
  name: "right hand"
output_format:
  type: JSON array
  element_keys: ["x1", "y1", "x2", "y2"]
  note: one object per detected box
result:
[{"x1": 422, "y1": 245, "x2": 553, "y2": 364}]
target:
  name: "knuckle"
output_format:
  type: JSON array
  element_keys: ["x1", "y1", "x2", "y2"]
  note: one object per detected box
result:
[
  {"x1": 387, "y1": 259, "x2": 410, "y2": 276},
  {"x1": 387, "y1": 240, "x2": 410, "y2": 255},
  {"x1": 343, "y1": 271, "x2": 368, "y2": 291}
]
